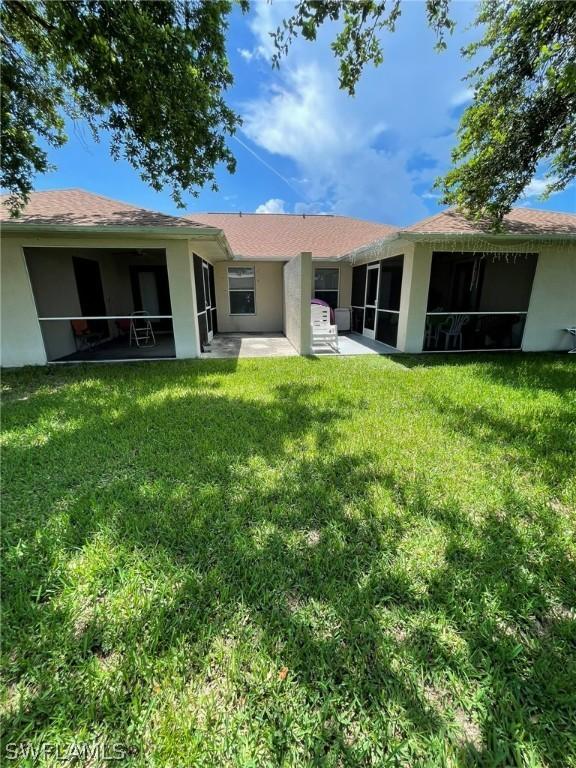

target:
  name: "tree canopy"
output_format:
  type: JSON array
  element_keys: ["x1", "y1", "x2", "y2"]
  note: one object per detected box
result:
[
  {"x1": 1, "y1": 0, "x2": 243, "y2": 215},
  {"x1": 3, "y1": 0, "x2": 574, "y2": 225},
  {"x1": 273, "y1": 0, "x2": 576, "y2": 225}
]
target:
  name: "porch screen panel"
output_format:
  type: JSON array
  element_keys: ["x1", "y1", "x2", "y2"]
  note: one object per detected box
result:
[
  {"x1": 351, "y1": 265, "x2": 367, "y2": 333},
  {"x1": 352, "y1": 265, "x2": 367, "y2": 306},
  {"x1": 375, "y1": 312, "x2": 400, "y2": 346},
  {"x1": 427, "y1": 252, "x2": 537, "y2": 312},
  {"x1": 376, "y1": 255, "x2": 403, "y2": 347},
  {"x1": 314, "y1": 268, "x2": 339, "y2": 309},
  {"x1": 198, "y1": 311, "x2": 209, "y2": 349},
  {"x1": 425, "y1": 252, "x2": 538, "y2": 351},
  {"x1": 209, "y1": 264, "x2": 218, "y2": 333},
  {"x1": 365, "y1": 266, "x2": 379, "y2": 306},
  {"x1": 378, "y1": 256, "x2": 403, "y2": 310},
  {"x1": 193, "y1": 255, "x2": 205, "y2": 313}
]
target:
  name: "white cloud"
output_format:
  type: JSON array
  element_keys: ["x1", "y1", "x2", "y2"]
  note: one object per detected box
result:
[
  {"x1": 239, "y1": 1, "x2": 480, "y2": 225},
  {"x1": 450, "y1": 87, "x2": 474, "y2": 107},
  {"x1": 237, "y1": 48, "x2": 254, "y2": 62},
  {"x1": 255, "y1": 198, "x2": 287, "y2": 213},
  {"x1": 523, "y1": 176, "x2": 557, "y2": 198}
]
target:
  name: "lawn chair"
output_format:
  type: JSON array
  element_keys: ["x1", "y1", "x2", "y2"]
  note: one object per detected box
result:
[
  {"x1": 438, "y1": 313, "x2": 469, "y2": 350},
  {"x1": 70, "y1": 319, "x2": 103, "y2": 350},
  {"x1": 311, "y1": 303, "x2": 339, "y2": 352},
  {"x1": 129, "y1": 311, "x2": 156, "y2": 347}
]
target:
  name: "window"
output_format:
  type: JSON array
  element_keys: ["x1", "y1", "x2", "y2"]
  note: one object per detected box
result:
[
  {"x1": 228, "y1": 266, "x2": 255, "y2": 314},
  {"x1": 314, "y1": 268, "x2": 339, "y2": 309}
]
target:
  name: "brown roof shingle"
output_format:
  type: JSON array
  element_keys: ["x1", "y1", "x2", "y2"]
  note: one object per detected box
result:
[
  {"x1": 1, "y1": 189, "x2": 214, "y2": 230},
  {"x1": 186, "y1": 212, "x2": 397, "y2": 259},
  {"x1": 405, "y1": 207, "x2": 576, "y2": 236}
]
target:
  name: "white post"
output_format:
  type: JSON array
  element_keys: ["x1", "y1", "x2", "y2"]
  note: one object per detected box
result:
[
  {"x1": 283, "y1": 251, "x2": 312, "y2": 355},
  {"x1": 165, "y1": 240, "x2": 201, "y2": 359},
  {"x1": 0, "y1": 240, "x2": 47, "y2": 366},
  {"x1": 396, "y1": 243, "x2": 432, "y2": 353}
]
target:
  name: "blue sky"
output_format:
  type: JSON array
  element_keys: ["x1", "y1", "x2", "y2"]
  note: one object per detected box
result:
[{"x1": 33, "y1": 0, "x2": 575, "y2": 226}]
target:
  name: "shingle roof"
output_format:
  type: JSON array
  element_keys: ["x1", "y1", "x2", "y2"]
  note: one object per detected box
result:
[
  {"x1": 404, "y1": 207, "x2": 576, "y2": 236},
  {"x1": 1, "y1": 189, "x2": 213, "y2": 230},
  {"x1": 186, "y1": 212, "x2": 397, "y2": 259}
]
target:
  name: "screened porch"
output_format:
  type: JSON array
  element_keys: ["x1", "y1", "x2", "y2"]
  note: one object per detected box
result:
[
  {"x1": 424, "y1": 252, "x2": 538, "y2": 351},
  {"x1": 25, "y1": 247, "x2": 176, "y2": 362}
]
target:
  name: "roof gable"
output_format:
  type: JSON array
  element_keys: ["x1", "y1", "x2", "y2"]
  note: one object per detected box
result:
[
  {"x1": 405, "y1": 207, "x2": 576, "y2": 236},
  {"x1": 1, "y1": 189, "x2": 213, "y2": 230}
]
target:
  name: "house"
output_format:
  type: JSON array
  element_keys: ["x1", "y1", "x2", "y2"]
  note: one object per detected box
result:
[{"x1": 1, "y1": 189, "x2": 575, "y2": 367}]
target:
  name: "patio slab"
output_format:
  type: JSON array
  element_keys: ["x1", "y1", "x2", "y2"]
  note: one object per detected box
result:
[
  {"x1": 202, "y1": 333, "x2": 298, "y2": 359},
  {"x1": 313, "y1": 332, "x2": 398, "y2": 356}
]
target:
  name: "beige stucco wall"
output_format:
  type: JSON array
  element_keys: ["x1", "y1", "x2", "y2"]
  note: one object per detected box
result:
[
  {"x1": 312, "y1": 261, "x2": 352, "y2": 307},
  {"x1": 283, "y1": 252, "x2": 312, "y2": 354},
  {"x1": 1, "y1": 233, "x2": 202, "y2": 365},
  {"x1": 167, "y1": 240, "x2": 201, "y2": 359},
  {"x1": 396, "y1": 243, "x2": 428, "y2": 353},
  {"x1": 214, "y1": 260, "x2": 284, "y2": 332},
  {"x1": 523, "y1": 246, "x2": 576, "y2": 351},
  {"x1": 1, "y1": 237, "x2": 47, "y2": 366}
]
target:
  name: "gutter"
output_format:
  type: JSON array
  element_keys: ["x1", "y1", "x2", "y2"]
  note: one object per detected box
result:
[{"x1": 0, "y1": 222, "x2": 222, "y2": 238}]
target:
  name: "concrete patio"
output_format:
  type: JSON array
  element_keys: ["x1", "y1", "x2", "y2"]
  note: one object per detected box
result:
[
  {"x1": 202, "y1": 332, "x2": 398, "y2": 359},
  {"x1": 202, "y1": 333, "x2": 298, "y2": 358},
  {"x1": 314, "y1": 333, "x2": 398, "y2": 356}
]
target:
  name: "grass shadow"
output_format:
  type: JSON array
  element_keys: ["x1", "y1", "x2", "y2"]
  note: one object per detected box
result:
[{"x1": 2, "y1": 356, "x2": 575, "y2": 765}]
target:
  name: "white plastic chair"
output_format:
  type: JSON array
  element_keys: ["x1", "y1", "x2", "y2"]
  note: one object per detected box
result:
[
  {"x1": 130, "y1": 311, "x2": 156, "y2": 347},
  {"x1": 311, "y1": 304, "x2": 339, "y2": 352},
  {"x1": 438, "y1": 314, "x2": 469, "y2": 350}
]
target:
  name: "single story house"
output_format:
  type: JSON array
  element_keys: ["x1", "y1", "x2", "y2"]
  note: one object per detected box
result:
[{"x1": 1, "y1": 189, "x2": 575, "y2": 367}]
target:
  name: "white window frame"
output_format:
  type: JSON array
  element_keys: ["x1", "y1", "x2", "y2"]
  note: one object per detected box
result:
[
  {"x1": 228, "y1": 265, "x2": 256, "y2": 316},
  {"x1": 313, "y1": 266, "x2": 340, "y2": 308}
]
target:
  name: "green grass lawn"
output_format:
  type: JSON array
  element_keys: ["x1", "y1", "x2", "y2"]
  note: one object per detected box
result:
[{"x1": 2, "y1": 355, "x2": 575, "y2": 766}]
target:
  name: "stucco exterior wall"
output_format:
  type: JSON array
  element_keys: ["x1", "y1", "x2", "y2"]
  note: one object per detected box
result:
[
  {"x1": 523, "y1": 246, "x2": 576, "y2": 351},
  {"x1": 166, "y1": 240, "x2": 201, "y2": 359},
  {"x1": 214, "y1": 260, "x2": 284, "y2": 332},
  {"x1": 1, "y1": 233, "x2": 202, "y2": 366},
  {"x1": 283, "y1": 252, "x2": 312, "y2": 354},
  {"x1": 1, "y1": 237, "x2": 47, "y2": 367}
]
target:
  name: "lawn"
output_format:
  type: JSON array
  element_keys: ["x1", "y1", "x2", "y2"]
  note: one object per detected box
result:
[{"x1": 1, "y1": 355, "x2": 575, "y2": 766}]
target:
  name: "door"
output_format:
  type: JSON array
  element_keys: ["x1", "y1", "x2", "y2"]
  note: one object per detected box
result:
[
  {"x1": 363, "y1": 264, "x2": 379, "y2": 339},
  {"x1": 138, "y1": 271, "x2": 160, "y2": 315},
  {"x1": 72, "y1": 257, "x2": 108, "y2": 336},
  {"x1": 202, "y1": 261, "x2": 213, "y2": 342},
  {"x1": 130, "y1": 266, "x2": 172, "y2": 331}
]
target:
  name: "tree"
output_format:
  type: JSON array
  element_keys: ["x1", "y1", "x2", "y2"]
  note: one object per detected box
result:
[
  {"x1": 273, "y1": 0, "x2": 576, "y2": 225},
  {"x1": 1, "y1": 0, "x2": 244, "y2": 216}
]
